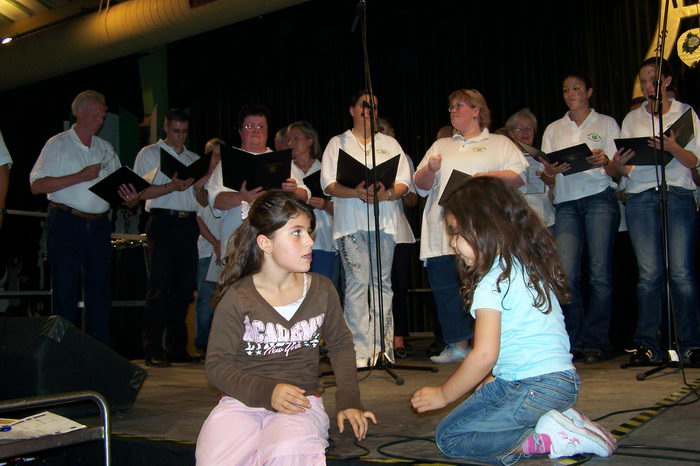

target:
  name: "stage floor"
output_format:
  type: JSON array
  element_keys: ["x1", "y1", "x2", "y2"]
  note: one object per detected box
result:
[{"x1": 100, "y1": 338, "x2": 700, "y2": 465}]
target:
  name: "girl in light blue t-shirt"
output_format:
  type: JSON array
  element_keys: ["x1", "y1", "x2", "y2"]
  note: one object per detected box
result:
[{"x1": 411, "y1": 177, "x2": 617, "y2": 464}]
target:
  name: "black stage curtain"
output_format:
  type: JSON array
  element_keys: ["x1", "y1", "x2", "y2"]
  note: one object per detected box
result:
[
  {"x1": 2, "y1": 0, "x2": 699, "y2": 349},
  {"x1": 166, "y1": 0, "x2": 678, "y2": 162}
]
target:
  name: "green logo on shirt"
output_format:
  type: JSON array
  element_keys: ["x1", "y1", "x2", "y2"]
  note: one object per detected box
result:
[
  {"x1": 377, "y1": 149, "x2": 389, "y2": 155},
  {"x1": 472, "y1": 146, "x2": 487, "y2": 152},
  {"x1": 587, "y1": 133, "x2": 602, "y2": 142}
]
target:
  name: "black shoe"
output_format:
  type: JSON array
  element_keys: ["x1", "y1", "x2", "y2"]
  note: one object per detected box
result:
[
  {"x1": 427, "y1": 341, "x2": 445, "y2": 357},
  {"x1": 584, "y1": 352, "x2": 602, "y2": 364},
  {"x1": 627, "y1": 345, "x2": 657, "y2": 365},
  {"x1": 145, "y1": 355, "x2": 171, "y2": 368},
  {"x1": 683, "y1": 348, "x2": 700, "y2": 365},
  {"x1": 395, "y1": 343, "x2": 413, "y2": 359},
  {"x1": 168, "y1": 353, "x2": 203, "y2": 364}
]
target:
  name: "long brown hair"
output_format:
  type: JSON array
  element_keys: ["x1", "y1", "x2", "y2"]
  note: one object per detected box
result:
[
  {"x1": 443, "y1": 177, "x2": 569, "y2": 314},
  {"x1": 213, "y1": 190, "x2": 315, "y2": 304}
]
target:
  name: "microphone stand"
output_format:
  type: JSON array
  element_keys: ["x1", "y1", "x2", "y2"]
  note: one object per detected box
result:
[
  {"x1": 354, "y1": 0, "x2": 436, "y2": 384},
  {"x1": 625, "y1": 0, "x2": 680, "y2": 379}
]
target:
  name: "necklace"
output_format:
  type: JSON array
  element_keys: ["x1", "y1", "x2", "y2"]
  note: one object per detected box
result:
[{"x1": 351, "y1": 128, "x2": 371, "y2": 148}]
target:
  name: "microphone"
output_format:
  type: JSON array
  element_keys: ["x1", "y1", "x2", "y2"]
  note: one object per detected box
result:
[
  {"x1": 652, "y1": 94, "x2": 661, "y2": 115},
  {"x1": 350, "y1": 0, "x2": 366, "y2": 32}
]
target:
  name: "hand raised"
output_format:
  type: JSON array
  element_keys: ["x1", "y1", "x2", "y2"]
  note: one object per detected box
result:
[
  {"x1": 80, "y1": 164, "x2": 101, "y2": 182},
  {"x1": 428, "y1": 154, "x2": 442, "y2": 173}
]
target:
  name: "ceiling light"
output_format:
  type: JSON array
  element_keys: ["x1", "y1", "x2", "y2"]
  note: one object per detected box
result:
[{"x1": 1, "y1": 37, "x2": 13, "y2": 45}]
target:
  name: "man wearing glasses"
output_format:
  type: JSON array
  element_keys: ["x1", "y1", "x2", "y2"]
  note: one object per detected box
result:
[
  {"x1": 134, "y1": 109, "x2": 207, "y2": 367},
  {"x1": 30, "y1": 90, "x2": 123, "y2": 345}
]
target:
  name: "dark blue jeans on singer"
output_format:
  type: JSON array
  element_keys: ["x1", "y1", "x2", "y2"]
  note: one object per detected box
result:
[
  {"x1": 625, "y1": 187, "x2": 700, "y2": 357},
  {"x1": 435, "y1": 370, "x2": 579, "y2": 465},
  {"x1": 143, "y1": 214, "x2": 199, "y2": 359},
  {"x1": 46, "y1": 206, "x2": 112, "y2": 344},
  {"x1": 554, "y1": 188, "x2": 620, "y2": 354},
  {"x1": 195, "y1": 256, "x2": 216, "y2": 350},
  {"x1": 426, "y1": 255, "x2": 473, "y2": 344}
]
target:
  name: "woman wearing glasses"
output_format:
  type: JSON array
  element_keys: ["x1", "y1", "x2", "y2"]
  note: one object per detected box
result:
[
  {"x1": 320, "y1": 90, "x2": 412, "y2": 368},
  {"x1": 414, "y1": 89, "x2": 528, "y2": 364},
  {"x1": 541, "y1": 73, "x2": 621, "y2": 364},
  {"x1": 206, "y1": 104, "x2": 308, "y2": 266},
  {"x1": 505, "y1": 108, "x2": 555, "y2": 230}
]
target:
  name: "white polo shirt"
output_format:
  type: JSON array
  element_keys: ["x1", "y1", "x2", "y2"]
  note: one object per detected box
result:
[
  {"x1": 541, "y1": 109, "x2": 619, "y2": 204},
  {"x1": 620, "y1": 99, "x2": 700, "y2": 194},
  {"x1": 30, "y1": 126, "x2": 121, "y2": 214},
  {"x1": 133, "y1": 139, "x2": 201, "y2": 212},
  {"x1": 320, "y1": 130, "x2": 411, "y2": 241},
  {"x1": 415, "y1": 129, "x2": 528, "y2": 261}
]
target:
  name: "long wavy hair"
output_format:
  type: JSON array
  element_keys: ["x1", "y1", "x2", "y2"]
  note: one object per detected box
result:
[
  {"x1": 213, "y1": 190, "x2": 315, "y2": 305},
  {"x1": 443, "y1": 177, "x2": 569, "y2": 314}
]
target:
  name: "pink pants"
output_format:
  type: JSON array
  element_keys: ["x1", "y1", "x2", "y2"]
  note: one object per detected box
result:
[{"x1": 195, "y1": 396, "x2": 330, "y2": 466}]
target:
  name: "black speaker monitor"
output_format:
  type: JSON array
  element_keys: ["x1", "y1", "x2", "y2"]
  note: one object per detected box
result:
[{"x1": 0, "y1": 316, "x2": 146, "y2": 412}]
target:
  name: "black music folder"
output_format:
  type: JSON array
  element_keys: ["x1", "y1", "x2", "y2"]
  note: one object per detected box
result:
[
  {"x1": 614, "y1": 109, "x2": 695, "y2": 166},
  {"x1": 544, "y1": 143, "x2": 594, "y2": 176},
  {"x1": 438, "y1": 169, "x2": 472, "y2": 207},
  {"x1": 514, "y1": 140, "x2": 547, "y2": 161},
  {"x1": 336, "y1": 149, "x2": 400, "y2": 189},
  {"x1": 89, "y1": 166, "x2": 150, "y2": 205},
  {"x1": 302, "y1": 170, "x2": 327, "y2": 199},
  {"x1": 666, "y1": 108, "x2": 694, "y2": 148},
  {"x1": 220, "y1": 146, "x2": 292, "y2": 191},
  {"x1": 613, "y1": 138, "x2": 674, "y2": 166},
  {"x1": 159, "y1": 148, "x2": 212, "y2": 181}
]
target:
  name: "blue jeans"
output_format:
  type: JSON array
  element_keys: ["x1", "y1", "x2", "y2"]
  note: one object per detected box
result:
[
  {"x1": 426, "y1": 255, "x2": 473, "y2": 344},
  {"x1": 554, "y1": 188, "x2": 620, "y2": 353},
  {"x1": 625, "y1": 187, "x2": 700, "y2": 356},
  {"x1": 311, "y1": 249, "x2": 340, "y2": 290},
  {"x1": 336, "y1": 231, "x2": 394, "y2": 362},
  {"x1": 436, "y1": 370, "x2": 579, "y2": 465},
  {"x1": 46, "y1": 206, "x2": 112, "y2": 344},
  {"x1": 195, "y1": 256, "x2": 216, "y2": 350}
]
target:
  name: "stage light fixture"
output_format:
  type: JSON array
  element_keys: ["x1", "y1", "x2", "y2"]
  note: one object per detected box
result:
[{"x1": 1, "y1": 37, "x2": 13, "y2": 45}]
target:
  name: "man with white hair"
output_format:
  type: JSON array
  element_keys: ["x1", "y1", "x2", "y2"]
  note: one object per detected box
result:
[{"x1": 30, "y1": 90, "x2": 128, "y2": 344}]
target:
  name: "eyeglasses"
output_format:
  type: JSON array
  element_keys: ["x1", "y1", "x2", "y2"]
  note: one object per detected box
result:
[
  {"x1": 514, "y1": 127, "x2": 535, "y2": 133},
  {"x1": 448, "y1": 102, "x2": 475, "y2": 112},
  {"x1": 243, "y1": 123, "x2": 266, "y2": 130}
]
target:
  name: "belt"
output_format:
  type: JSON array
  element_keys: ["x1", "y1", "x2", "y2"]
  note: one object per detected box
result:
[
  {"x1": 49, "y1": 202, "x2": 107, "y2": 220},
  {"x1": 149, "y1": 208, "x2": 196, "y2": 218}
]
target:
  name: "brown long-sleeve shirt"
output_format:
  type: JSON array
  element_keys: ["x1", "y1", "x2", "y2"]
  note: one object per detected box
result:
[{"x1": 205, "y1": 273, "x2": 363, "y2": 413}]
